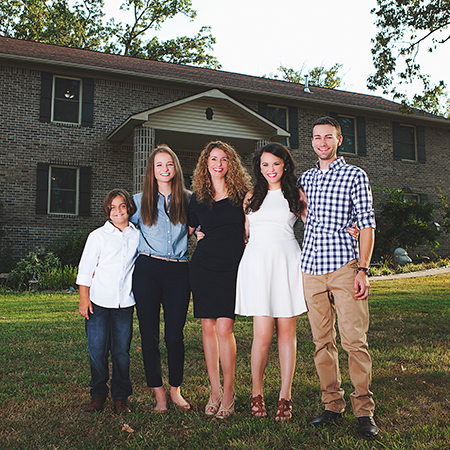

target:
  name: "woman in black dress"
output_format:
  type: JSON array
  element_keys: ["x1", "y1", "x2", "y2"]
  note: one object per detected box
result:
[{"x1": 189, "y1": 141, "x2": 251, "y2": 418}]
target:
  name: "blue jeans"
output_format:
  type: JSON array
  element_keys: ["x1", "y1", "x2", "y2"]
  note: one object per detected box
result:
[{"x1": 85, "y1": 303, "x2": 134, "y2": 400}]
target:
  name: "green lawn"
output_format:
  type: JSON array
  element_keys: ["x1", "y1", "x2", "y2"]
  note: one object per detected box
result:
[{"x1": 1, "y1": 274, "x2": 450, "y2": 449}]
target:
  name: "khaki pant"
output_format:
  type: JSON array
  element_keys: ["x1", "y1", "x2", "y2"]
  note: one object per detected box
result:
[{"x1": 303, "y1": 260, "x2": 375, "y2": 417}]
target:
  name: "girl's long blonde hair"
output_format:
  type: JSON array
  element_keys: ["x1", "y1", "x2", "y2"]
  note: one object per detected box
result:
[
  {"x1": 141, "y1": 145, "x2": 189, "y2": 226},
  {"x1": 191, "y1": 141, "x2": 252, "y2": 207}
]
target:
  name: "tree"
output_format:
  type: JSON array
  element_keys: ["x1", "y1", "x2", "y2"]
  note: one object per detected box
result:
[
  {"x1": 277, "y1": 63, "x2": 343, "y2": 89},
  {"x1": 0, "y1": 0, "x2": 220, "y2": 68},
  {"x1": 367, "y1": 0, "x2": 450, "y2": 116}
]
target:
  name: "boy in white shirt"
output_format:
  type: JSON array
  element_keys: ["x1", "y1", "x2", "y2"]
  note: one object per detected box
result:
[{"x1": 77, "y1": 189, "x2": 139, "y2": 414}]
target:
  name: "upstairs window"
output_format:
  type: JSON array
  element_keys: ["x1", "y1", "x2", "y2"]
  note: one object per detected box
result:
[
  {"x1": 267, "y1": 105, "x2": 288, "y2": 145},
  {"x1": 399, "y1": 124, "x2": 416, "y2": 161},
  {"x1": 40, "y1": 72, "x2": 94, "y2": 127},
  {"x1": 337, "y1": 115, "x2": 357, "y2": 154},
  {"x1": 393, "y1": 122, "x2": 425, "y2": 163},
  {"x1": 52, "y1": 77, "x2": 81, "y2": 124},
  {"x1": 330, "y1": 112, "x2": 367, "y2": 156}
]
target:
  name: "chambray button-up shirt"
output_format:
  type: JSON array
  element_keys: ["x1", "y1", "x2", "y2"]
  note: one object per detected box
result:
[
  {"x1": 299, "y1": 157, "x2": 376, "y2": 275},
  {"x1": 131, "y1": 192, "x2": 189, "y2": 260}
]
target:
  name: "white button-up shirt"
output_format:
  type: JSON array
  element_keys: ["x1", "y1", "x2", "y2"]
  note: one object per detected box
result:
[{"x1": 76, "y1": 221, "x2": 139, "y2": 308}]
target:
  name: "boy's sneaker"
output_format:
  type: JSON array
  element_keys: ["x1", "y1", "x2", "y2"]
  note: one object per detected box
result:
[{"x1": 85, "y1": 397, "x2": 106, "y2": 413}]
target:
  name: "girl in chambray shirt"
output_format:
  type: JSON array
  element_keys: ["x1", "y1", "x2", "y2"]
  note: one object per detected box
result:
[{"x1": 131, "y1": 145, "x2": 191, "y2": 412}]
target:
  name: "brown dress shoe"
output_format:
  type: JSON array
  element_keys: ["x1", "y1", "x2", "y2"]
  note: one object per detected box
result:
[
  {"x1": 114, "y1": 397, "x2": 132, "y2": 414},
  {"x1": 85, "y1": 397, "x2": 106, "y2": 413}
]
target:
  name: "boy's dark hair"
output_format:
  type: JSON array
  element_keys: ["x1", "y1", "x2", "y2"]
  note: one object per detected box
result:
[
  {"x1": 103, "y1": 188, "x2": 136, "y2": 218},
  {"x1": 312, "y1": 116, "x2": 342, "y2": 137}
]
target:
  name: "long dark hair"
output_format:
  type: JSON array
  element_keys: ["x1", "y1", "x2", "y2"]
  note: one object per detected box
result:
[
  {"x1": 141, "y1": 145, "x2": 189, "y2": 226},
  {"x1": 245, "y1": 143, "x2": 304, "y2": 217}
]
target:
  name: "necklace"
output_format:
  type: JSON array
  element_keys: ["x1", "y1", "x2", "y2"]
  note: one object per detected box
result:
[{"x1": 214, "y1": 191, "x2": 228, "y2": 201}]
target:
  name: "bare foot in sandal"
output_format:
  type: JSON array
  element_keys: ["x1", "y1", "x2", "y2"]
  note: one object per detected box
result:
[
  {"x1": 251, "y1": 394, "x2": 267, "y2": 417},
  {"x1": 275, "y1": 398, "x2": 292, "y2": 421}
]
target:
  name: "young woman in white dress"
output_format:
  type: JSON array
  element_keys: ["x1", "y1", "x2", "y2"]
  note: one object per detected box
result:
[{"x1": 235, "y1": 142, "x2": 307, "y2": 421}]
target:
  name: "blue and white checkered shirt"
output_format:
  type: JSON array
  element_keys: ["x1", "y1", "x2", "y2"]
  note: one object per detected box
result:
[{"x1": 299, "y1": 157, "x2": 376, "y2": 275}]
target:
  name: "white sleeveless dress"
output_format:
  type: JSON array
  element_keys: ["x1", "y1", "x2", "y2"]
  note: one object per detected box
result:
[{"x1": 235, "y1": 189, "x2": 307, "y2": 318}]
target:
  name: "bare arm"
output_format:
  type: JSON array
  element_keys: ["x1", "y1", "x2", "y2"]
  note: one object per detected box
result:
[
  {"x1": 354, "y1": 227, "x2": 375, "y2": 300},
  {"x1": 242, "y1": 190, "x2": 253, "y2": 240},
  {"x1": 188, "y1": 226, "x2": 197, "y2": 238},
  {"x1": 299, "y1": 188, "x2": 307, "y2": 223},
  {"x1": 78, "y1": 285, "x2": 93, "y2": 319}
]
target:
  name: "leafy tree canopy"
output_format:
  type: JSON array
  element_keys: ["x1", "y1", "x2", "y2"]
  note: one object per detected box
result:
[
  {"x1": 0, "y1": 0, "x2": 220, "y2": 68},
  {"x1": 368, "y1": 0, "x2": 450, "y2": 116},
  {"x1": 264, "y1": 63, "x2": 343, "y2": 89}
]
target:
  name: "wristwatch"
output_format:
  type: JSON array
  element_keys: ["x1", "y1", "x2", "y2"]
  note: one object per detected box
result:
[{"x1": 357, "y1": 266, "x2": 369, "y2": 275}]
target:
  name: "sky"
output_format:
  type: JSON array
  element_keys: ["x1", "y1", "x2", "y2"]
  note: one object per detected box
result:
[{"x1": 104, "y1": 0, "x2": 449, "y2": 102}]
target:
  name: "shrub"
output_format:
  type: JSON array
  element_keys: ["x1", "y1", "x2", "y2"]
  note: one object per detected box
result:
[
  {"x1": 374, "y1": 188, "x2": 439, "y2": 259},
  {"x1": 40, "y1": 265, "x2": 78, "y2": 290},
  {"x1": 8, "y1": 252, "x2": 61, "y2": 290},
  {"x1": 51, "y1": 229, "x2": 90, "y2": 267},
  {"x1": 0, "y1": 244, "x2": 15, "y2": 273}
]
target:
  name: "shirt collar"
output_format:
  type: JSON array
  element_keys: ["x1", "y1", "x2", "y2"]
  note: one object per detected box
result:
[
  {"x1": 315, "y1": 156, "x2": 346, "y2": 171},
  {"x1": 105, "y1": 220, "x2": 135, "y2": 233}
]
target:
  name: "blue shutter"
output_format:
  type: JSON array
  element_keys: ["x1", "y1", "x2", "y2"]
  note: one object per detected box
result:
[
  {"x1": 36, "y1": 163, "x2": 49, "y2": 214},
  {"x1": 417, "y1": 125, "x2": 426, "y2": 163},
  {"x1": 288, "y1": 106, "x2": 298, "y2": 149},
  {"x1": 393, "y1": 122, "x2": 402, "y2": 160},
  {"x1": 39, "y1": 72, "x2": 53, "y2": 122},
  {"x1": 81, "y1": 78, "x2": 94, "y2": 127},
  {"x1": 357, "y1": 116, "x2": 367, "y2": 156}
]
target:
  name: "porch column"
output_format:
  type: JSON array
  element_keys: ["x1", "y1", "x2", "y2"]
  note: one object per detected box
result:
[
  {"x1": 256, "y1": 139, "x2": 269, "y2": 150},
  {"x1": 133, "y1": 126, "x2": 155, "y2": 194}
]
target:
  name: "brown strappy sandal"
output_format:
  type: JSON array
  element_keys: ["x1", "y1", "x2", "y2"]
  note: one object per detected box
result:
[
  {"x1": 251, "y1": 394, "x2": 267, "y2": 418},
  {"x1": 275, "y1": 398, "x2": 292, "y2": 421}
]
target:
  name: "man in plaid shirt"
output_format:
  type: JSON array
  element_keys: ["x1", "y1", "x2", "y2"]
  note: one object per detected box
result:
[{"x1": 298, "y1": 117, "x2": 378, "y2": 439}]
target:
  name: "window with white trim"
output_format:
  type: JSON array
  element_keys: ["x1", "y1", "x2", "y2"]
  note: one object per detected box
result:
[
  {"x1": 402, "y1": 193, "x2": 419, "y2": 203},
  {"x1": 48, "y1": 166, "x2": 79, "y2": 215},
  {"x1": 52, "y1": 76, "x2": 82, "y2": 124},
  {"x1": 398, "y1": 124, "x2": 417, "y2": 161}
]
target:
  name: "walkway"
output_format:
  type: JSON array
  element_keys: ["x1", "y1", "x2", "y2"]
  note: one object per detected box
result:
[{"x1": 370, "y1": 266, "x2": 450, "y2": 281}]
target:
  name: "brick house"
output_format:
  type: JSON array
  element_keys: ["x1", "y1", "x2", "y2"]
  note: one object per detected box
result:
[{"x1": 1, "y1": 36, "x2": 449, "y2": 260}]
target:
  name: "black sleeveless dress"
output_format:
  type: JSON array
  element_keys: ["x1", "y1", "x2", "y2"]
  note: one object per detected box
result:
[{"x1": 188, "y1": 193, "x2": 245, "y2": 319}]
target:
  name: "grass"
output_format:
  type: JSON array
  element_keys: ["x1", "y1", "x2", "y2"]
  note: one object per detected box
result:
[{"x1": 1, "y1": 274, "x2": 450, "y2": 449}]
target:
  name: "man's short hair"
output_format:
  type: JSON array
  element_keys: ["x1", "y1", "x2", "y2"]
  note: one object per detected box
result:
[{"x1": 312, "y1": 116, "x2": 342, "y2": 137}]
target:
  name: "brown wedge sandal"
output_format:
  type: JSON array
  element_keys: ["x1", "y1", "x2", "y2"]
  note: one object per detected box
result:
[
  {"x1": 275, "y1": 398, "x2": 292, "y2": 421},
  {"x1": 251, "y1": 394, "x2": 267, "y2": 418}
]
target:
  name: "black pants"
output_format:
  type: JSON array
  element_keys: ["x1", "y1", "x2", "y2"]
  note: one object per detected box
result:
[{"x1": 132, "y1": 255, "x2": 190, "y2": 388}]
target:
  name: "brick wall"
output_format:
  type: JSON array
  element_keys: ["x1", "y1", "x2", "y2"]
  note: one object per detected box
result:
[{"x1": 1, "y1": 62, "x2": 449, "y2": 262}]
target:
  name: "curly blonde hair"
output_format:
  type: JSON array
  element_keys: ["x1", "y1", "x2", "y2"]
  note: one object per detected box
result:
[{"x1": 191, "y1": 141, "x2": 252, "y2": 207}]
